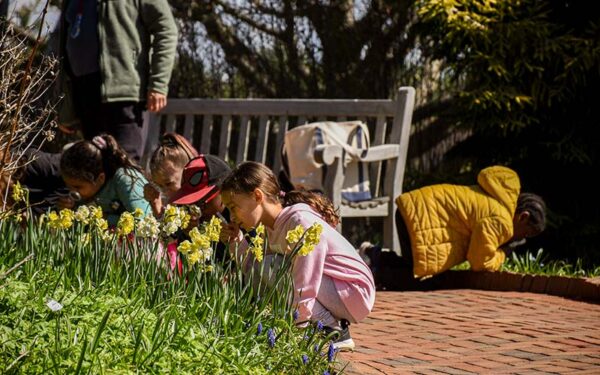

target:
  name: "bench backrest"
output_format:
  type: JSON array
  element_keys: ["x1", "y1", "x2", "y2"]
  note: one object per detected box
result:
[{"x1": 144, "y1": 87, "x2": 415, "y2": 198}]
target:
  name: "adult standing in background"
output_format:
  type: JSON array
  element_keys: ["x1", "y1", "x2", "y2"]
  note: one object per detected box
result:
[{"x1": 59, "y1": 0, "x2": 178, "y2": 162}]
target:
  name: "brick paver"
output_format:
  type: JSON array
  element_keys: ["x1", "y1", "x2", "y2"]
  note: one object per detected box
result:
[{"x1": 340, "y1": 290, "x2": 600, "y2": 374}]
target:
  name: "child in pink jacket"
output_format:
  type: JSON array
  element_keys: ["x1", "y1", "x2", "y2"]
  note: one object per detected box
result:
[{"x1": 220, "y1": 161, "x2": 375, "y2": 351}]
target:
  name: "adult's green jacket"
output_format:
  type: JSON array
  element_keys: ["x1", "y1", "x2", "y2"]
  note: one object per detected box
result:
[{"x1": 60, "y1": 0, "x2": 178, "y2": 103}]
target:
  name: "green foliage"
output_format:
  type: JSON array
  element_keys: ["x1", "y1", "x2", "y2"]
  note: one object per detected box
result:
[
  {"x1": 502, "y1": 249, "x2": 600, "y2": 277},
  {"x1": 451, "y1": 249, "x2": 600, "y2": 277},
  {"x1": 0, "y1": 215, "x2": 341, "y2": 373}
]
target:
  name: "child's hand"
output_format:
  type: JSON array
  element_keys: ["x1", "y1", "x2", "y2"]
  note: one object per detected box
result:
[
  {"x1": 220, "y1": 222, "x2": 242, "y2": 244},
  {"x1": 56, "y1": 195, "x2": 76, "y2": 210},
  {"x1": 143, "y1": 183, "x2": 161, "y2": 203},
  {"x1": 143, "y1": 183, "x2": 163, "y2": 217}
]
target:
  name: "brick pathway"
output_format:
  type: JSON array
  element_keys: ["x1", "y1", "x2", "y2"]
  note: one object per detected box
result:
[{"x1": 340, "y1": 290, "x2": 600, "y2": 374}]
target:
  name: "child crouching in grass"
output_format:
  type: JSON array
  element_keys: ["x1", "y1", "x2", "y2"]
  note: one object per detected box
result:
[
  {"x1": 58, "y1": 134, "x2": 150, "y2": 225},
  {"x1": 219, "y1": 161, "x2": 375, "y2": 351}
]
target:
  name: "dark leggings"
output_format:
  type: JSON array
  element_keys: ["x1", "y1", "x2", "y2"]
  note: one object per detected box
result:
[{"x1": 395, "y1": 209, "x2": 413, "y2": 267}]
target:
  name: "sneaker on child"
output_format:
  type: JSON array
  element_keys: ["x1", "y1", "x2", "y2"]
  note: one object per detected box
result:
[{"x1": 324, "y1": 319, "x2": 355, "y2": 351}]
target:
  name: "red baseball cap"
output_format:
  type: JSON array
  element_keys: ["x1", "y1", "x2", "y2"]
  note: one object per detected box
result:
[{"x1": 169, "y1": 155, "x2": 231, "y2": 205}]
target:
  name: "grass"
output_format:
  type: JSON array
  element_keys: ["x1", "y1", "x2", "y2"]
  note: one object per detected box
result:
[{"x1": 451, "y1": 249, "x2": 600, "y2": 278}]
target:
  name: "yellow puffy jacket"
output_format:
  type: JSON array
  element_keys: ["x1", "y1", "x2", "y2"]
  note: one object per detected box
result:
[{"x1": 396, "y1": 166, "x2": 520, "y2": 278}]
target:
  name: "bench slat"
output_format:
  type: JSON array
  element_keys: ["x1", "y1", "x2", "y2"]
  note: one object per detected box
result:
[
  {"x1": 165, "y1": 115, "x2": 176, "y2": 133},
  {"x1": 255, "y1": 116, "x2": 270, "y2": 164},
  {"x1": 370, "y1": 115, "x2": 387, "y2": 196},
  {"x1": 183, "y1": 114, "x2": 194, "y2": 141},
  {"x1": 218, "y1": 115, "x2": 232, "y2": 161},
  {"x1": 200, "y1": 115, "x2": 211, "y2": 154},
  {"x1": 273, "y1": 116, "x2": 288, "y2": 173},
  {"x1": 236, "y1": 116, "x2": 250, "y2": 165}
]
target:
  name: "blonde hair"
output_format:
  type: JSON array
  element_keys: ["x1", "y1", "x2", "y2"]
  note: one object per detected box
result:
[
  {"x1": 149, "y1": 133, "x2": 198, "y2": 176},
  {"x1": 221, "y1": 161, "x2": 339, "y2": 227}
]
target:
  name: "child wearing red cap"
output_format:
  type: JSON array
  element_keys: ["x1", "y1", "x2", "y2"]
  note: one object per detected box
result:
[{"x1": 168, "y1": 154, "x2": 232, "y2": 263}]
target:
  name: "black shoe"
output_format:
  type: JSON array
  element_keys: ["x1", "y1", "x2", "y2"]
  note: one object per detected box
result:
[{"x1": 323, "y1": 319, "x2": 355, "y2": 351}]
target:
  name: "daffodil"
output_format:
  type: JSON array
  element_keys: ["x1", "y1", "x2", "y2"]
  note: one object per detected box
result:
[
  {"x1": 177, "y1": 240, "x2": 193, "y2": 255},
  {"x1": 286, "y1": 224, "x2": 305, "y2": 244},
  {"x1": 206, "y1": 216, "x2": 222, "y2": 242},
  {"x1": 133, "y1": 207, "x2": 145, "y2": 218},
  {"x1": 117, "y1": 212, "x2": 135, "y2": 237},
  {"x1": 94, "y1": 217, "x2": 108, "y2": 232},
  {"x1": 74, "y1": 205, "x2": 90, "y2": 224},
  {"x1": 136, "y1": 215, "x2": 160, "y2": 238},
  {"x1": 297, "y1": 223, "x2": 322, "y2": 256},
  {"x1": 90, "y1": 206, "x2": 103, "y2": 219},
  {"x1": 11, "y1": 181, "x2": 26, "y2": 203},
  {"x1": 46, "y1": 209, "x2": 73, "y2": 230},
  {"x1": 162, "y1": 205, "x2": 189, "y2": 235}
]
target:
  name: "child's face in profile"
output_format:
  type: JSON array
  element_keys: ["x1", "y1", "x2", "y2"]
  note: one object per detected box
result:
[
  {"x1": 185, "y1": 194, "x2": 225, "y2": 232},
  {"x1": 152, "y1": 161, "x2": 184, "y2": 199},
  {"x1": 63, "y1": 174, "x2": 104, "y2": 202},
  {"x1": 222, "y1": 190, "x2": 261, "y2": 231},
  {"x1": 512, "y1": 211, "x2": 539, "y2": 241}
]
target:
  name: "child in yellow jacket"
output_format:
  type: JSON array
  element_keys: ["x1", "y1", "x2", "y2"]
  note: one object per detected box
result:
[{"x1": 395, "y1": 166, "x2": 546, "y2": 279}]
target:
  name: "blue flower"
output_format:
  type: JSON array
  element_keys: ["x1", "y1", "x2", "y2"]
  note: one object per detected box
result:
[
  {"x1": 267, "y1": 328, "x2": 276, "y2": 348},
  {"x1": 293, "y1": 309, "x2": 299, "y2": 321},
  {"x1": 328, "y1": 343, "x2": 336, "y2": 362},
  {"x1": 302, "y1": 354, "x2": 309, "y2": 364},
  {"x1": 323, "y1": 371, "x2": 330, "y2": 375},
  {"x1": 314, "y1": 343, "x2": 319, "y2": 353},
  {"x1": 316, "y1": 320, "x2": 323, "y2": 331},
  {"x1": 257, "y1": 322, "x2": 263, "y2": 335}
]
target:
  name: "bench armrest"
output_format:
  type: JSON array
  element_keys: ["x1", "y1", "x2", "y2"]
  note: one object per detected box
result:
[
  {"x1": 358, "y1": 144, "x2": 401, "y2": 162},
  {"x1": 314, "y1": 144, "x2": 343, "y2": 165}
]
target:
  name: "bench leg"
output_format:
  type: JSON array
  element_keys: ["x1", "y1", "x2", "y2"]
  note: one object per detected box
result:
[{"x1": 383, "y1": 207, "x2": 401, "y2": 256}]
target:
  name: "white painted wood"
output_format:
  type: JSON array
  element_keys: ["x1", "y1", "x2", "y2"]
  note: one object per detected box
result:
[
  {"x1": 273, "y1": 116, "x2": 288, "y2": 174},
  {"x1": 183, "y1": 114, "x2": 194, "y2": 141},
  {"x1": 165, "y1": 114, "x2": 176, "y2": 133},
  {"x1": 236, "y1": 116, "x2": 250, "y2": 165},
  {"x1": 255, "y1": 116, "x2": 270, "y2": 163},
  {"x1": 200, "y1": 115, "x2": 211, "y2": 154},
  {"x1": 218, "y1": 115, "x2": 232, "y2": 161}
]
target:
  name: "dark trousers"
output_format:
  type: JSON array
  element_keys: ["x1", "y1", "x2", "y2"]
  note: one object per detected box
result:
[
  {"x1": 395, "y1": 209, "x2": 413, "y2": 267},
  {"x1": 71, "y1": 72, "x2": 147, "y2": 163}
]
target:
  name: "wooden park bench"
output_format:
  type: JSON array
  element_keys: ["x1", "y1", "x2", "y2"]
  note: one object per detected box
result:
[{"x1": 143, "y1": 87, "x2": 415, "y2": 255}]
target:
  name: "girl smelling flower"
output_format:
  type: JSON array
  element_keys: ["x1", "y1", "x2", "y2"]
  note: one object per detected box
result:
[{"x1": 220, "y1": 161, "x2": 375, "y2": 351}]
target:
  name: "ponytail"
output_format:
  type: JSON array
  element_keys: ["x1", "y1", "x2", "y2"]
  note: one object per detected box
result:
[
  {"x1": 283, "y1": 190, "x2": 339, "y2": 227},
  {"x1": 61, "y1": 134, "x2": 142, "y2": 182}
]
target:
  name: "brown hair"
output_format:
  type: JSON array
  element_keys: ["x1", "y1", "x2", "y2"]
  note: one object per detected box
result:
[
  {"x1": 221, "y1": 161, "x2": 339, "y2": 227},
  {"x1": 60, "y1": 134, "x2": 143, "y2": 182},
  {"x1": 149, "y1": 133, "x2": 198, "y2": 175}
]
